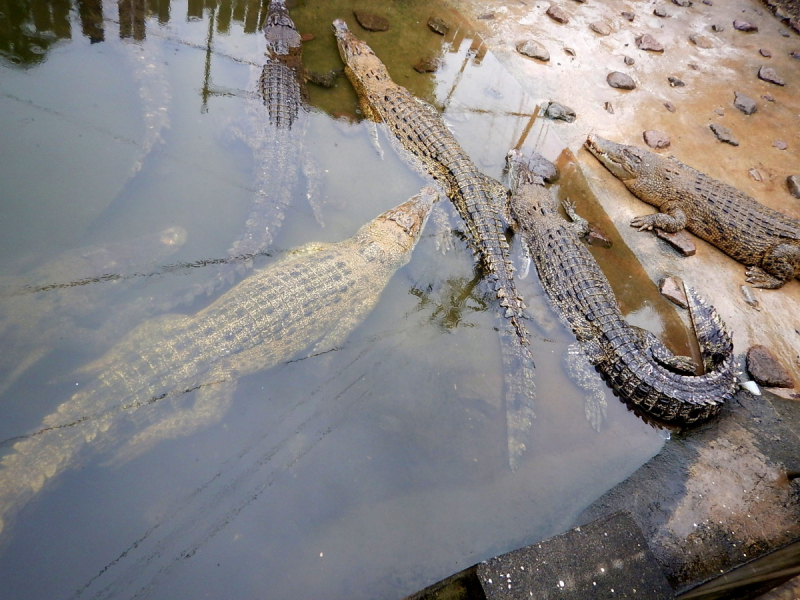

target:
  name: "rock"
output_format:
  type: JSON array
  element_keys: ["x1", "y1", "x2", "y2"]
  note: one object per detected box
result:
[
  {"x1": 734, "y1": 91, "x2": 757, "y2": 115},
  {"x1": 779, "y1": 28, "x2": 790, "y2": 37},
  {"x1": 544, "y1": 101, "x2": 576, "y2": 123},
  {"x1": 300, "y1": 33, "x2": 315, "y2": 42},
  {"x1": 760, "y1": 48, "x2": 772, "y2": 58},
  {"x1": 792, "y1": 51, "x2": 800, "y2": 60},
  {"x1": 516, "y1": 40, "x2": 550, "y2": 61},
  {"x1": 477, "y1": 12, "x2": 494, "y2": 20},
  {"x1": 427, "y1": 16, "x2": 450, "y2": 35},
  {"x1": 643, "y1": 130, "x2": 671, "y2": 149},
  {"x1": 621, "y1": 11, "x2": 635, "y2": 21},
  {"x1": 659, "y1": 276, "x2": 688, "y2": 308},
  {"x1": 413, "y1": 57, "x2": 440, "y2": 73},
  {"x1": 664, "y1": 101, "x2": 676, "y2": 112},
  {"x1": 655, "y1": 7, "x2": 670, "y2": 17},
  {"x1": 740, "y1": 285, "x2": 759, "y2": 308},
  {"x1": 564, "y1": 47, "x2": 576, "y2": 56},
  {"x1": 746, "y1": 345, "x2": 794, "y2": 388},
  {"x1": 688, "y1": 63, "x2": 699, "y2": 71},
  {"x1": 590, "y1": 21, "x2": 612, "y2": 36},
  {"x1": 604, "y1": 101, "x2": 614, "y2": 114},
  {"x1": 774, "y1": 140, "x2": 788, "y2": 150},
  {"x1": 546, "y1": 5, "x2": 569, "y2": 24},
  {"x1": 710, "y1": 123, "x2": 739, "y2": 146},
  {"x1": 734, "y1": 20, "x2": 758, "y2": 32},
  {"x1": 749, "y1": 168, "x2": 763, "y2": 182},
  {"x1": 656, "y1": 229, "x2": 696, "y2": 256},
  {"x1": 636, "y1": 33, "x2": 664, "y2": 52},
  {"x1": 624, "y1": 55, "x2": 635, "y2": 65},
  {"x1": 689, "y1": 34, "x2": 713, "y2": 48},
  {"x1": 758, "y1": 66, "x2": 785, "y2": 86},
  {"x1": 712, "y1": 23, "x2": 725, "y2": 32},
  {"x1": 607, "y1": 71, "x2": 636, "y2": 89},
  {"x1": 668, "y1": 76, "x2": 685, "y2": 87},
  {"x1": 586, "y1": 224, "x2": 612, "y2": 248},
  {"x1": 354, "y1": 10, "x2": 389, "y2": 32},
  {"x1": 702, "y1": 0, "x2": 713, "y2": 5},
  {"x1": 714, "y1": 107, "x2": 725, "y2": 116},
  {"x1": 763, "y1": 93, "x2": 775, "y2": 102},
  {"x1": 673, "y1": 0, "x2": 692, "y2": 6},
  {"x1": 788, "y1": 175, "x2": 800, "y2": 199}
]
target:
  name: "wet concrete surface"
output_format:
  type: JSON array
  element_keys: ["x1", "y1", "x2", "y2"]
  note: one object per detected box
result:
[{"x1": 451, "y1": 0, "x2": 800, "y2": 394}]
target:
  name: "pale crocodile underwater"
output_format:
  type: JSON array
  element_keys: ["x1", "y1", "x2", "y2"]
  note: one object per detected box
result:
[
  {"x1": 507, "y1": 149, "x2": 738, "y2": 424},
  {"x1": 0, "y1": 188, "x2": 437, "y2": 537},
  {"x1": 586, "y1": 135, "x2": 800, "y2": 290},
  {"x1": 332, "y1": 19, "x2": 536, "y2": 469}
]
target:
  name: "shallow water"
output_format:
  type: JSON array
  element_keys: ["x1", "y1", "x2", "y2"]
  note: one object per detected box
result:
[{"x1": 0, "y1": 1, "x2": 676, "y2": 598}]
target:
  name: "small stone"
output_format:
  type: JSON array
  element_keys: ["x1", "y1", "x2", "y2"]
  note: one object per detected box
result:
[
  {"x1": 740, "y1": 285, "x2": 759, "y2": 308},
  {"x1": 413, "y1": 57, "x2": 440, "y2": 73},
  {"x1": 564, "y1": 47, "x2": 576, "y2": 56},
  {"x1": 572, "y1": 0, "x2": 586, "y2": 3},
  {"x1": 763, "y1": 94, "x2": 775, "y2": 102},
  {"x1": 787, "y1": 175, "x2": 800, "y2": 198},
  {"x1": 747, "y1": 345, "x2": 794, "y2": 388},
  {"x1": 779, "y1": 29, "x2": 790, "y2": 37},
  {"x1": 733, "y1": 20, "x2": 758, "y2": 32},
  {"x1": 702, "y1": 0, "x2": 712, "y2": 5},
  {"x1": 760, "y1": 48, "x2": 772, "y2": 58},
  {"x1": 714, "y1": 107, "x2": 724, "y2": 116},
  {"x1": 654, "y1": 8, "x2": 669, "y2": 18},
  {"x1": 689, "y1": 34, "x2": 713, "y2": 48},
  {"x1": 636, "y1": 33, "x2": 664, "y2": 52},
  {"x1": 586, "y1": 224, "x2": 612, "y2": 248},
  {"x1": 733, "y1": 91, "x2": 757, "y2": 115},
  {"x1": 643, "y1": 130, "x2": 671, "y2": 149},
  {"x1": 659, "y1": 277, "x2": 688, "y2": 308},
  {"x1": 712, "y1": 23, "x2": 724, "y2": 32},
  {"x1": 517, "y1": 40, "x2": 550, "y2": 61},
  {"x1": 544, "y1": 101, "x2": 576, "y2": 122},
  {"x1": 354, "y1": 10, "x2": 389, "y2": 32},
  {"x1": 590, "y1": 21, "x2": 612, "y2": 36},
  {"x1": 774, "y1": 140, "x2": 788, "y2": 150},
  {"x1": 300, "y1": 33, "x2": 315, "y2": 42},
  {"x1": 672, "y1": 0, "x2": 692, "y2": 6},
  {"x1": 624, "y1": 55, "x2": 635, "y2": 65},
  {"x1": 668, "y1": 76, "x2": 685, "y2": 87},
  {"x1": 792, "y1": 51, "x2": 800, "y2": 60},
  {"x1": 656, "y1": 229, "x2": 696, "y2": 255},
  {"x1": 758, "y1": 66, "x2": 785, "y2": 85},
  {"x1": 749, "y1": 168, "x2": 763, "y2": 182},
  {"x1": 664, "y1": 101, "x2": 676, "y2": 112},
  {"x1": 607, "y1": 71, "x2": 636, "y2": 89},
  {"x1": 604, "y1": 101, "x2": 614, "y2": 114},
  {"x1": 710, "y1": 123, "x2": 738, "y2": 145},
  {"x1": 477, "y1": 12, "x2": 495, "y2": 20},
  {"x1": 546, "y1": 5, "x2": 570, "y2": 24},
  {"x1": 688, "y1": 63, "x2": 699, "y2": 71},
  {"x1": 427, "y1": 16, "x2": 450, "y2": 35},
  {"x1": 621, "y1": 11, "x2": 635, "y2": 21}
]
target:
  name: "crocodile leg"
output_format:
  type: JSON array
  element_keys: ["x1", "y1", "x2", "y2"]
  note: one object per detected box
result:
[
  {"x1": 564, "y1": 342, "x2": 607, "y2": 432},
  {"x1": 631, "y1": 206, "x2": 687, "y2": 232},
  {"x1": 746, "y1": 243, "x2": 800, "y2": 288}
]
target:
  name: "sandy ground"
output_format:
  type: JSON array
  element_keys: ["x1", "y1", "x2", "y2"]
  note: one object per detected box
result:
[{"x1": 450, "y1": 0, "x2": 800, "y2": 394}]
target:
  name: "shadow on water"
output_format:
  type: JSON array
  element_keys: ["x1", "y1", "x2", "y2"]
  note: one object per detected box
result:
[{"x1": 0, "y1": 1, "x2": 673, "y2": 599}]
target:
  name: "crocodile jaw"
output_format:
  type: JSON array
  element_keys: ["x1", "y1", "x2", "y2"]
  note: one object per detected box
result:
[{"x1": 585, "y1": 134, "x2": 640, "y2": 182}]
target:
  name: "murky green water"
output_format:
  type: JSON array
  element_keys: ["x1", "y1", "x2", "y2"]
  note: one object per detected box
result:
[{"x1": 0, "y1": 1, "x2": 670, "y2": 598}]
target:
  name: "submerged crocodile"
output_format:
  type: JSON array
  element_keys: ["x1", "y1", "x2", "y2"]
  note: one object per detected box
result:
[
  {"x1": 586, "y1": 135, "x2": 800, "y2": 289},
  {"x1": 333, "y1": 20, "x2": 536, "y2": 468},
  {"x1": 507, "y1": 149, "x2": 737, "y2": 423},
  {"x1": 0, "y1": 188, "x2": 437, "y2": 537}
]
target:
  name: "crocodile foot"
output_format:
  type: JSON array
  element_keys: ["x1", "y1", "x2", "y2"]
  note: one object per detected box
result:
[
  {"x1": 630, "y1": 214, "x2": 658, "y2": 231},
  {"x1": 745, "y1": 266, "x2": 785, "y2": 289}
]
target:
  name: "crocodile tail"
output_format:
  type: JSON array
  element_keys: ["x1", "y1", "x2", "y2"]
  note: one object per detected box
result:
[{"x1": 685, "y1": 285, "x2": 734, "y2": 373}]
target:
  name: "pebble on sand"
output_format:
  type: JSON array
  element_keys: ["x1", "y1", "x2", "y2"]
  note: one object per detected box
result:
[
  {"x1": 689, "y1": 34, "x2": 713, "y2": 49},
  {"x1": 621, "y1": 11, "x2": 635, "y2": 22},
  {"x1": 787, "y1": 175, "x2": 800, "y2": 199},
  {"x1": 546, "y1": 5, "x2": 570, "y2": 24},
  {"x1": 544, "y1": 102, "x2": 577, "y2": 122},
  {"x1": 747, "y1": 345, "x2": 794, "y2": 388},
  {"x1": 636, "y1": 33, "x2": 664, "y2": 52},
  {"x1": 517, "y1": 40, "x2": 550, "y2": 62},
  {"x1": 668, "y1": 76, "x2": 685, "y2": 87},
  {"x1": 354, "y1": 10, "x2": 389, "y2": 32},
  {"x1": 607, "y1": 71, "x2": 636, "y2": 89},
  {"x1": 643, "y1": 130, "x2": 671, "y2": 149},
  {"x1": 656, "y1": 229, "x2": 696, "y2": 256},
  {"x1": 659, "y1": 277, "x2": 688, "y2": 308},
  {"x1": 590, "y1": 22, "x2": 612, "y2": 36},
  {"x1": 760, "y1": 48, "x2": 772, "y2": 58},
  {"x1": 654, "y1": 8, "x2": 670, "y2": 17},
  {"x1": 664, "y1": 101, "x2": 677, "y2": 112},
  {"x1": 774, "y1": 140, "x2": 788, "y2": 150},
  {"x1": 733, "y1": 20, "x2": 758, "y2": 32},
  {"x1": 758, "y1": 66, "x2": 785, "y2": 86},
  {"x1": 710, "y1": 123, "x2": 739, "y2": 146},
  {"x1": 624, "y1": 56, "x2": 635, "y2": 65},
  {"x1": 733, "y1": 91, "x2": 757, "y2": 115}
]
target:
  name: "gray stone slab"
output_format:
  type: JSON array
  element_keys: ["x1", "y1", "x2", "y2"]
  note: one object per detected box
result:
[{"x1": 476, "y1": 512, "x2": 674, "y2": 599}]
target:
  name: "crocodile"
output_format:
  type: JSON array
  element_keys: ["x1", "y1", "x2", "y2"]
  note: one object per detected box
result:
[
  {"x1": 586, "y1": 135, "x2": 800, "y2": 289},
  {"x1": 0, "y1": 188, "x2": 437, "y2": 537},
  {"x1": 507, "y1": 149, "x2": 737, "y2": 424},
  {"x1": 333, "y1": 19, "x2": 536, "y2": 468},
  {"x1": 331, "y1": 19, "x2": 528, "y2": 349}
]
